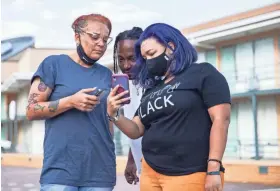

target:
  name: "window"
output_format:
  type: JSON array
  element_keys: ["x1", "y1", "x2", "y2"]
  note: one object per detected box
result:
[
  {"x1": 197, "y1": 52, "x2": 206, "y2": 63},
  {"x1": 1, "y1": 122, "x2": 8, "y2": 140},
  {"x1": 1, "y1": 95, "x2": 7, "y2": 120},
  {"x1": 278, "y1": 36, "x2": 280, "y2": 57},
  {"x1": 235, "y1": 42, "x2": 254, "y2": 82},
  {"x1": 224, "y1": 103, "x2": 239, "y2": 158},
  {"x1": 237, "y1": 100, "x2": 255, "y2": 159},
  {"x1": 221, "y1": 46, "x2": 236, "y2": 92},
  {"x1": 206, "y1": 50, "x2": 217, "y2": 67},
  {"x1": 277, "y1": 36, "x2": 280, "y2": 86},
  {"x1": 257, "y1": 97, "x2": 279, "y2": 159},
  {"x1": 254, "y1": 38, "x2": 274, "y2": 89}
]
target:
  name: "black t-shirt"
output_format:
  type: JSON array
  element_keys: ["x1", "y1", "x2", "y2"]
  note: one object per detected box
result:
[{"x1": 135, "y1": 63, "x2": 231, "y2": 176}]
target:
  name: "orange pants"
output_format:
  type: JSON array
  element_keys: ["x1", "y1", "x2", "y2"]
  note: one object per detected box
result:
[{"x1": 140, "y1": 159, "x2": 224, "y2": 191}]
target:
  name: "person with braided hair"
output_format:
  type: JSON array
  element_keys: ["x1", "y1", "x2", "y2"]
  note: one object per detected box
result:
[
  {"x1": 26, "y1": 14, "x2": 116, "y2": 191},
  {"x1": 113, "y1": 27, "x2": 143, "y2": 185},
  {"x1": 107, "y1": 23, "x2": 231, "y2": 191}
]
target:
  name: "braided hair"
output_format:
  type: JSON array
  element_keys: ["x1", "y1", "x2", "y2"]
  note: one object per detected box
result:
[{"x1": 113, "y1": 27, "x2": 143, "y2": 74}]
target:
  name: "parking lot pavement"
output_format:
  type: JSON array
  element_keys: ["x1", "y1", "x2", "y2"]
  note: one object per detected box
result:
[{"x1": 2, "y1": 166, "x2": 280, "y2": 191}]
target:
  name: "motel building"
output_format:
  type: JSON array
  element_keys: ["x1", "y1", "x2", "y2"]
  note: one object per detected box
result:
[
  {"x1": 182, "y1": 3, "x2": 280, "y2": 160},
  {"x1": 1, "y1": 3, "x2": 280, "y2": 185}
]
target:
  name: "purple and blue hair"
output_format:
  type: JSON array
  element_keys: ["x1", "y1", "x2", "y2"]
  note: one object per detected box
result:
[{"x1": 132, "y1": 23, "x2": 198, "y2": 89}]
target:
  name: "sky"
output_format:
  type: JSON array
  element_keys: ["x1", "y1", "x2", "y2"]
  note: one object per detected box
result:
[{"x1": 1, "y1": 0, "x2": 279, "y2": 48}]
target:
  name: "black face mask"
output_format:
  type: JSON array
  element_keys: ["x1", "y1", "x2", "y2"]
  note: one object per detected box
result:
[
  {"x1": 77, "y1": 43, "x2": 98, "y2": 66},
  {"x1": 146, "y1": 49, "x2": 170, "y2": 77}
]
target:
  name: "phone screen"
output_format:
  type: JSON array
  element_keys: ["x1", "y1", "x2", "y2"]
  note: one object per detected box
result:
[{"x1": 112, "y1": 74, "x2": 130, "y2": 104}]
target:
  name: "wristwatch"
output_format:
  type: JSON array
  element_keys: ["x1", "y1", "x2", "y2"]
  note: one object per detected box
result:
[
  {"x1": 107, "y1": 110, "x2": 120, "y2": 122},
  {"x1": 207, "y1": 171, "x2": 220, "y2": 175}
]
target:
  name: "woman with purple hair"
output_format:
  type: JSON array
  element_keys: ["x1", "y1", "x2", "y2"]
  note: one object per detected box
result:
[{"x1": 107, "y1": 23, "x2": 231, "y2": 191}]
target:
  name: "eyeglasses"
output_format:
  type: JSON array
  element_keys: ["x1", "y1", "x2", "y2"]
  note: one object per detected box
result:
[{"x1": 81, "y1": 30, "x2": 113, "y2": 45}]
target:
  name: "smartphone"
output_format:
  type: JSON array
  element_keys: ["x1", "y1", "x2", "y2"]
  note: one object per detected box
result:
[
  {"x1": 112, "y1": 74, "x2": 130, "y2": 104},
  {"x1": 94, "y1": 89, "x2": 104, "y2": 97}
]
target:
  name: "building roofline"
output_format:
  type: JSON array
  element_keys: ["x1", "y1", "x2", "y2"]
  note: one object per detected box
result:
[
  {"x1": 1, "y1": 36, "x2": 35, "y2": 61},
  {"x1": 182, "y1": 3, "x2": 280, "y2": 35},
  {"x1": 1, "y1": 35, "x2": 34, "y2": 42},
  {"x1": 33, "y1": 46, "x2": 74, "y2": 50},
  {"x1": 31, "y1": 46, "x2": 114, "y2": 52}
]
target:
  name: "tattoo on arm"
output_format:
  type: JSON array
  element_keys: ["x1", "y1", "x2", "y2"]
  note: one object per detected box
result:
[
  {"x1": 48, "y1": 100, "x2": 59, "y2": 112},
  {"x1": 27, "y1": 93, "x2": 40, "y2": 110},
  {"x1": 33, "y1": 103, "x2": 45, "y2": 112},
  {"x1": 38, "y1": 78, "x2": 48, "y2": 92}
]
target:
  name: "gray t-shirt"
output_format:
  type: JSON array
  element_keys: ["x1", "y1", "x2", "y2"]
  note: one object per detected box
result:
[{"x1": 31, "y1": 55, "x2": 115, "y2": 187}]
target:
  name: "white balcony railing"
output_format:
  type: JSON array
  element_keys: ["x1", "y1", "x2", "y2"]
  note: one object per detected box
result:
[{"x1": 221, "y1": 63, "x2": 280, "y2": 94}]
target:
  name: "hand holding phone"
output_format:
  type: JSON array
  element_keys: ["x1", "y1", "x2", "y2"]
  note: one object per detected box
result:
[
  {"x1": 107, "y1": 84, "x2": 131, "y2": 117},
  {"x1": 112, "y1": 74, "x2": 130, "y2": 105},
  {"x1": 70, "y1": 88, "x2": 100, "y2": 112},
  {"x1": 94, "y1": 89, "x2": 104, "y2": 97}
]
